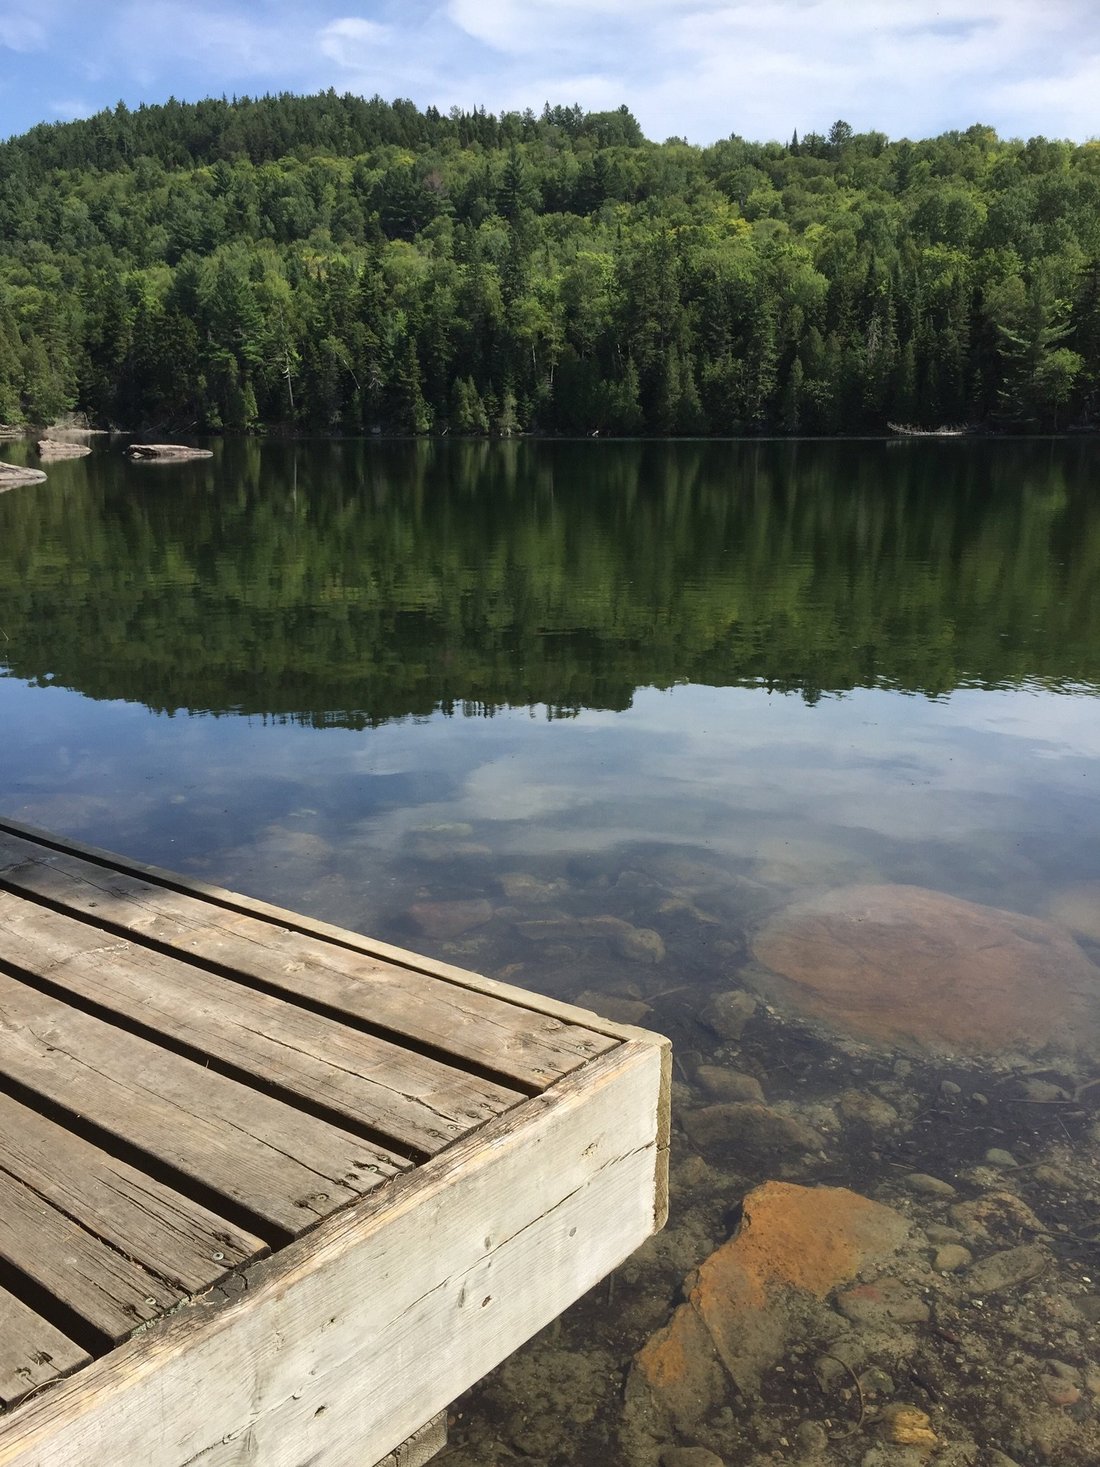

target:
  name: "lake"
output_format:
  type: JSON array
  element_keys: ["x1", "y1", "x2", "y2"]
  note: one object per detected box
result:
[{"x1": 1, "y1": 436, "x2": 1099, "y2": 1464}]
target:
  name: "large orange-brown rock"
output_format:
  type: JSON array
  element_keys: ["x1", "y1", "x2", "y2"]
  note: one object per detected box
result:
[
  {"x1": 1047, "y1": 881, "x2": 1100, "y2": 945},
  {"x1": 631, "y1": 1182, "x2": 908, "y2": 1430},
  {"x1": 751, "y1": 883, "x2": 1100, "y2": 1054}
]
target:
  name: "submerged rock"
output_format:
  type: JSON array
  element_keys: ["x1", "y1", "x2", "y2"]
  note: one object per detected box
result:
[
  {"x1": 948, "y1": 1190, "x2": 1047, "y2": 1245},
  {"x1": 880, "y1": 1404, "x2": 938, "y2": 1450},
  {"x1": 963, "y1": 1243, "x2": 1048, "y2": 1295},
  {"x1": 1047, "y1": 880, "x2": 1100, "y2": 945},
  {"x1": 701, "y1": 988, "x2": 757, "y2": 1041},
  {"x1": 498, "y1": 871, "x2": 568, "y2": 904},
  {"x1": 681, "y1": 1101, "x2": 821, "y2": 1156},
  {"x1": 516, "y1": 913, "x2": 665, "y2": 963},
  {"x1": 837, "y1": 1088, "x2": 900, "y2": 1129},
  {"x1": 751, "y1": 883, "x2": 1100, "y2": 1054},
  {"x1": 903, "y1": 1172, "x2": 956, "y2": 1198},
  {"x1": 836, "y1": 1275, "x2": 931, "y2": 1326},
  {"x1": 575, "y1": 989, "x2": 653, "y2": 1026},
  {"x1": 406, "y1": 898, "x2": 492, "y2": 940},
  {"x1": 610, "y1": 922, "x2": 666, "y2": 964},
  {"x1": 934, "y1": 1243, "x2": 972, "y2": 1273},
  {"x1": 630, "y1": 1181, "x2": 909, "y2": 1431},
  {"x1": 694, "y1": 1065, "x2": 765, "y2": 1103}
]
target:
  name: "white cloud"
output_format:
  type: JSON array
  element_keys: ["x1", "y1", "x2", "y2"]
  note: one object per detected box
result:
[
  {"x1": 446, "y1": 0, "x2": 660, "y2": 55},
  {"x1": 988, "y1": 53, "x2": 1100, "y2": 143},
  {"x1": 319, "y1": 16, "x2": 391, "y2": 63},
  {"x1": 440, "y1": 0, "x2": 1100, "y2": 141},
  {"x1": 107, "y1": 1, "x2": 318, "y2": 87},
  {"x1": 50, "y1": 96, "x2": 94, "y2": 120},
  {"x1": 0, "y1": 1, "x2": 54, "y2": 52},
  {"x1": 3, "y1": 0, "x2": 1100, "y2": 143}
]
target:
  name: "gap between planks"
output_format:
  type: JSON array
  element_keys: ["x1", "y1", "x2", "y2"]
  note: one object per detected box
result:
[
  {"x1": 0, "y1": 825, "x2": 617, "y2": 1093},
  {"x1": 0, "y1": 887, "x2": 525, "y2": 1160},
  {"x1": 0, "y1": 1039, "x2": 668, "y2": 1467}
]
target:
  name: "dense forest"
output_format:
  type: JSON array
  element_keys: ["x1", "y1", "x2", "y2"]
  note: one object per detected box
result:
[
  {"x1": 2, "y1": 439, "x2": 1097, "y2": 721},
  {"x1": 0, "y1": 92, "x2": 1098, "y2": 436}
]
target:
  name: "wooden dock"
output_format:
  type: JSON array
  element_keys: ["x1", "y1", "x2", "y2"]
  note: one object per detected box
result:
[{"x1": 0, "y1": 817, "x2": 670, "y2": 1467}]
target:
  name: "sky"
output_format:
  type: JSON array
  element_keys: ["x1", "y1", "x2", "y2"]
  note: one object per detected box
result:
[{"x1": 0, "y1": 0, "x2": 1098, "y2": 146}]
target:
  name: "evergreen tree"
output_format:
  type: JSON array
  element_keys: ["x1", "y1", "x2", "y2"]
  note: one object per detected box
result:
[{"x1": 0, "y1": 91, "x2": 1094, "y2": 435}]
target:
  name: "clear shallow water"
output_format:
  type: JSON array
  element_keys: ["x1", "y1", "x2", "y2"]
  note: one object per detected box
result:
[{"x1": 1, "y1": 436, "x2": 1098, "y2": 974}]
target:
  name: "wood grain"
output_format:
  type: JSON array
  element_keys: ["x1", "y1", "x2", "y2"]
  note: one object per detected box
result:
[
  {"x1": 0, "y1": 818, "x2": 670, "y2": 1465},
  {"x1": 0, "y1": 1169, "x2": 181, "y2": 1342},
  {"x1": 0, "y1": 1090, "x2": 264, "y2": 1292},
  {"x1": 0, "y1": 1041, "x2": 668, "y2": 1467},
  {"x1": 0, "y1": 827, "x2": 617, "y2": 1087},
  {"x1": 0, "y1": 970, "x2": 408, "y2": 1237},
  {"x1": 0, "y1": 1289, "x2": 89, "y2": 1410},
  {"x1": 0, "y1": 891, "x2": 522, "y2": 1156}
]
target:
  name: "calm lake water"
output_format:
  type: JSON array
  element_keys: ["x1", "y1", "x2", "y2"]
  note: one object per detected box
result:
[
  {"x1": 3, "y1": 436, "x2": 1100, "y2": 1463},
  {"x1": 1, "y1": 437, "x2": 1098, "y2": 969}
]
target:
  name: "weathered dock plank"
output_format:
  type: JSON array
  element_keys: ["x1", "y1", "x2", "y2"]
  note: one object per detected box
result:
[
  {"x1": 0, "y1": 1041, "x2": 665, "y2": 1467},
  {"x1": 0, "y1": 1291, "x2": 89, "y2": 1410},
  {"x1": 0, "y1": 1290, "x2": 88, "y2": 1414},
  {"x1": 0, "y1": 823, "x2": 616, "y2": 1087},
  {"x1": 0, "y1": 1091, "x2": 265, "y2": 1293},
  {"x1": 0, "y1": 817, "x2": 670, "y2": 1464},
  {"x1": 0, "y1": 891, "x2": 523, "y2": 1157},
  {"x1": 0, "y1": 1169, "x2": 180, "y2": 1343},
  {"x1": 0, "y1": 970, "x2": 408, "y2": 1237}
]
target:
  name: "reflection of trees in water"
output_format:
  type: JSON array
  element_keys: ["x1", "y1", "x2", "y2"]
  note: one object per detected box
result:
[{"x1": 0, "y1": 440, "x2": 1097, "y2": 726}]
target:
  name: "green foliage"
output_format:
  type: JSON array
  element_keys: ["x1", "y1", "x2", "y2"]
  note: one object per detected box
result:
[{"x1": 0, "y1": 92, "x2": 1097, "y2": 434}]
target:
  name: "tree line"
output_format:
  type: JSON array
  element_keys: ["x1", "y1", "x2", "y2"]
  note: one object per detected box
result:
[{"x1": 0, "y1": 92, "x2": 1098, "y2": 435}]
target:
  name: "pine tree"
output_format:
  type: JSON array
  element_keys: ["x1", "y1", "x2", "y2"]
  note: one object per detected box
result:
[
  {"x1": 389, "y1": 334, "x2": 431, "y2": 433},
  {"x1": 494, "y1": 384, "x2": 519, "y2": 436},
  {"x1": 780, "y1": 358, "x2": 804, "y2": 432}
]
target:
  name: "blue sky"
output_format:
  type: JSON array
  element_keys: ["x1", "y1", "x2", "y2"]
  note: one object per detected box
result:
[{"x1": 1, "y1": 1, "x2": 1098, "y2": 145}]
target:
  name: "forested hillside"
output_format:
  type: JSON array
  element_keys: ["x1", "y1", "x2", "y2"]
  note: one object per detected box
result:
[{"x1": 1, "y1": 92, "x2": 1097, "y2": 436}]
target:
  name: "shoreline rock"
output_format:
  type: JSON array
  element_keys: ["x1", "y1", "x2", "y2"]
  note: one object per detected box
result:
[
  {"x1": 128, "y1": 443, "x2": 213, "y2": 461},
  {"x1": 37, "y1": 439, "x2": 91, "y2": 460},
  {"x1": 0, "y1": 463, "x2": 47, "y2": 487}
]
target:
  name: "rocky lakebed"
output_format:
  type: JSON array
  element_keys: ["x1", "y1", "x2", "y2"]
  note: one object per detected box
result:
[{"x1": 384, "y1": 841, "x2": 1100, "y2": 1467}]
